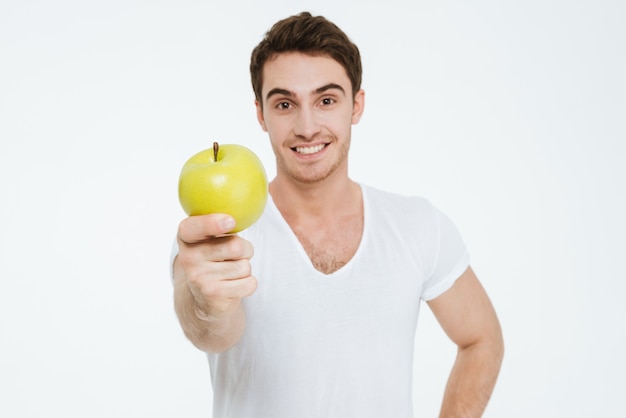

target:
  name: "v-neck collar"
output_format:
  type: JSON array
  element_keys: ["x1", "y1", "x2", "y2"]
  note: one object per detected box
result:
[{"x1": 266, "y1": 184, "x2": 369, "y2": 277}]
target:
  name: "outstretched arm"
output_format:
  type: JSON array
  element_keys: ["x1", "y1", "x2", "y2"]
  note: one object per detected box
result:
[
  {"x1": 427, "y1": 267, "x2": 504, "y2": 417},
  {"x1": 173, "y1": 214, "x2": 257, "y2": 353}
]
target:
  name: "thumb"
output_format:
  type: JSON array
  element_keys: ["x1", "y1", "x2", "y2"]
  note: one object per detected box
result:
[
  {"x1": 178, "y1": 213, "x2": 236, "y2": 244},
  {"x1": 215, "y1": 214, "x2": 237, "y2": 234}
]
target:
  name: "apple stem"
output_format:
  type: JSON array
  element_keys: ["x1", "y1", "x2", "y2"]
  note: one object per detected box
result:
[{"x1": 213, "y1": 141, "x2": 219, "y2": 162}]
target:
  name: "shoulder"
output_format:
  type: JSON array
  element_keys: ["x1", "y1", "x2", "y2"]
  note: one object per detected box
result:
[
  {"x1": 360, "y1": 183, "x2": 464, "y2": 252},
  {"x1": 361, "y1": 184, "x2": 436, "y2": 221},
  {"x1": 360, "y1": 184, "x2": 443, "y2": 255}
]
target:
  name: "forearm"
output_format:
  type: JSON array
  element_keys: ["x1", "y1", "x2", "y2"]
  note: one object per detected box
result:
[
  {"x1": 173, "y1": 262, "x2": 246, "y2": 353},
  {"x1": 439, "y1": 340, "x2": 504, "y2": 418}
]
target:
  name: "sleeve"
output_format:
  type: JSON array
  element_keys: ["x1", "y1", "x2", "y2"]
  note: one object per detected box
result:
[{"x1": 420, "y1": 205, "x2": 470, "y2": 301}]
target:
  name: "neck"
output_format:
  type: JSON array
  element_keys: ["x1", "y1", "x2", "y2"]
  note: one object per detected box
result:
[{"x1": 269, "y1": 173, "x2": 360, "y2": 222}]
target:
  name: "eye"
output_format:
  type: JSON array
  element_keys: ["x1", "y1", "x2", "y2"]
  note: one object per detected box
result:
[
  {"x1": 276, "y1": 101, "x2": 292, "y2": 110},
  {"x1": 321, "y1": 97, "x2": 335, "y2": 106}
]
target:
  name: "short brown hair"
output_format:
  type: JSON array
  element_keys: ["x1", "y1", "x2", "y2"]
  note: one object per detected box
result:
[{"x1": 250, "y1": 12, "x2": 362, "y2": 106}]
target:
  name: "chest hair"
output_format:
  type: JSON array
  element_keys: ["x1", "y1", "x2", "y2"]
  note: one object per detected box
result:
[{"x1": 292, "y1": 215, "x2": 363, "y2": 275}]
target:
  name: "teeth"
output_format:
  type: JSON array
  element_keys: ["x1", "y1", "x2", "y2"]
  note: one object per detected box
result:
[{"x1": 295, "y1": 144, "x2": 325, "y2": 155}]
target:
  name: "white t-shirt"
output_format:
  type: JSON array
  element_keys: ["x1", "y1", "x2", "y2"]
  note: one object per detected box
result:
[{"x1": 175, "y1": 184, "x2": 469, "y2": 418}]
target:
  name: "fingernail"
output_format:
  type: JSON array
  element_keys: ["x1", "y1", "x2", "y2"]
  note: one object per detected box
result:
[{"x1": 221, "y1": 216, "x2": 236, "y2": 231}]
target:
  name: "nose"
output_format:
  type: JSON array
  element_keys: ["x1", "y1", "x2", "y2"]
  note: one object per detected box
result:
[{"x1": 293, "y1": 106, "x2": 321, "y2": 139}]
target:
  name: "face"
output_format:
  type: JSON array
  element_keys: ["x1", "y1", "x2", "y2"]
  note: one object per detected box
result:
[{"x1": 256, "y1": 52, "x2": 364, "y2": 185}]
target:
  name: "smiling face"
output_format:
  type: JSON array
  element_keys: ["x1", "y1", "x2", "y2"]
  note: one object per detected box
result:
[{"x1": 256, "y1": 52, "x2": 364, "y2": 186}]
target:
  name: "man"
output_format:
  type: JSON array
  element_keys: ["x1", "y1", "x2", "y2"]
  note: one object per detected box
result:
[{"x1": 172, "y1": 11, "x2": 503, "y2": 418}]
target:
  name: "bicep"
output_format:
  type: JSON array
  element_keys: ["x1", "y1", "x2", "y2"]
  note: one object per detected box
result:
[{"x1": 426, "y1": 267, "x2": 502, "y2": 349}]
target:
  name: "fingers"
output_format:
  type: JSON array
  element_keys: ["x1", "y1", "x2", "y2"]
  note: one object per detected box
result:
[
  {"x1": 185, "y1": 257, "x2": 252, "y2": 286},
  {"x1": 178, "y1": 234, "x2": 254, "y2": 266},
  {"x1": 192, "y1": 274, "x2": 258, "y2": 321},
  {"x1": 196, "y1": 273, "x2": 258, "y2": 303},
  {"x1": 219, "y1": 274, "x2": 258, "y2": 300},
  {"x1": 178, "y1": 214, "x2": 236, "y2": 244},
  {"x1": 177, "y1": 213, "x2": 254, "y2": 263},
  {"x1": 207, "y1": 235, "x2": 254, "y2": 262}
]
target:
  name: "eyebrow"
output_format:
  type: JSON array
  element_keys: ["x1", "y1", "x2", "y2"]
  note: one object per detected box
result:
[
  {"x1": 315, "y1": 83, "x2": 345, "y2": 95},
  {"x1": 265, "y1": 83, "x2": 346, "y2": 101}
]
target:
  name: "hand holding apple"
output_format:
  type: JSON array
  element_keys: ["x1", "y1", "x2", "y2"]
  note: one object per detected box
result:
[{"x1": 178, "y1": 142, "x2": 268, "y2": 233}]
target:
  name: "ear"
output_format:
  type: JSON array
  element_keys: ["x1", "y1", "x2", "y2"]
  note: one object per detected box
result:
[
  {"x1": 255, "y1": 100, "x2": 268, "y2": 132},
  {"x1": 351, "y1": 89, "x2": 365, "y2": 125}
]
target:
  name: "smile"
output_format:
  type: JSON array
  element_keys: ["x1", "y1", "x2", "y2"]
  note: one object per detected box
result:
[{"x1": 294, "y1": 144, "x2": 326, "y2": 155}]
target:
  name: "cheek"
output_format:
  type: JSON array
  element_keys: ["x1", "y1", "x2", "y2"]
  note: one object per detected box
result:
[
  {"x1": 265, "y1": 114, "x2": 293, "y2": 135},
  {"x1": 264, "y1": 119, "x2": 290, "y2": 145},
  {"x1": 327, "y1": 111, "x2": 354, "y2": 135}
]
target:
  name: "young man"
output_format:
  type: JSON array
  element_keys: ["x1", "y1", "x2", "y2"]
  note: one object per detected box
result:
[{"x1": 173, "y1": 12, "x2": 503, "y2": 418}]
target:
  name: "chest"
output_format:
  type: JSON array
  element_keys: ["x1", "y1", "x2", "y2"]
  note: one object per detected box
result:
[{"x1": 291, "y1": 214, "x2": 363, "y2": 275}]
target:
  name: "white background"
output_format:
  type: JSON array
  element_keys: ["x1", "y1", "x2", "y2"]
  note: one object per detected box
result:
[{"x1": 1, "y1": 0, "x2": 624, "y2": 416}]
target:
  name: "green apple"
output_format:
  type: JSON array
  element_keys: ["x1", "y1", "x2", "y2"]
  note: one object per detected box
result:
[{"x1": 178, "y1": 142, "x2": 268, "y2": 233}]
